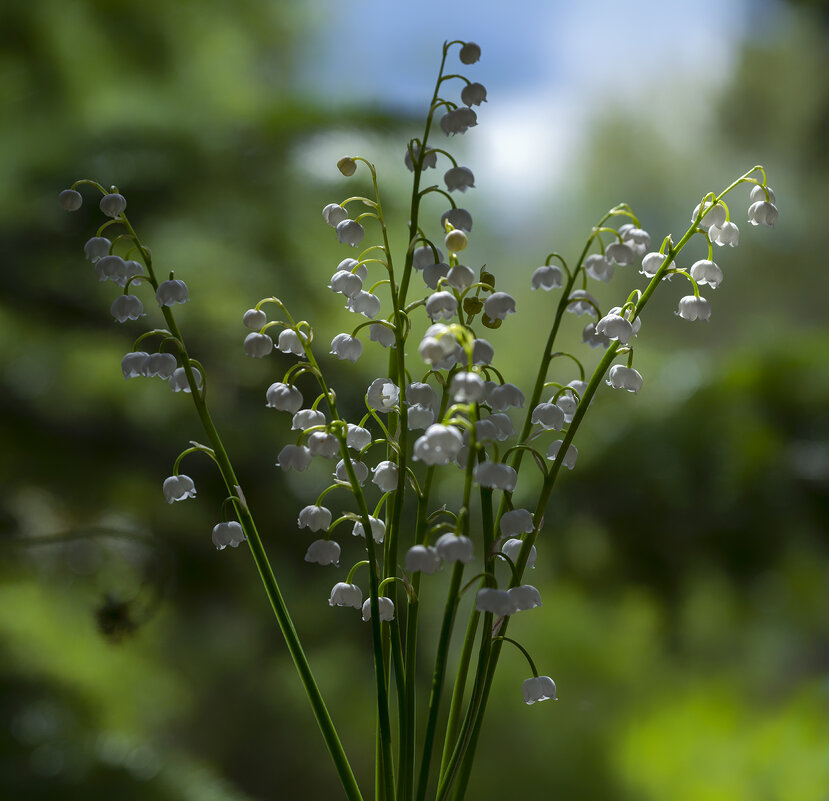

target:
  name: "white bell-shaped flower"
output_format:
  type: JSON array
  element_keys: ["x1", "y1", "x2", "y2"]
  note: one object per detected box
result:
[
  {"x1": 461, "y1": 81, "x2": 487, "y2": 106},
  {"x1": 444, "y1": 264, "x2": 473, "y2": 292},
  {"x1": 334, "y1": 458, "x2": 369, "y2": 484},
  {"x1": 406, "y1": 382, "x2": 438, "y2": 409},
  {"x1": 111, "y1": 294, "x2": 145, "y2": 323},
  {"x1": 620, "y1": 226, "x2": 651, "y2": 255},
  {"x1": 352, "y1": 516, "x2": 386, "y2": 543},
  {"x1": 346, "y1": 424, "x2": 371, "y2": 451},
  {"x1": 566, "y1": 290, "x2": 599, "y2": 317},
  {"x1": 414, "y1": 424, "x2": 463, "y2": 465},
  {"x1": 244, "y1": 332, "x2": 274, "y2": 358},
  {"x1": 329, "y1": 269, "x2": 364, "y2": 298},
  {"x1": 423, "y1": 261, "x2": 450, "y2": 290},
  {"x1": 143, "y1": 352, "x2": 178, "y2": 379},
  {"x1": 546, "y1": 440, "x2": 578, "y2": 469},
  {"x1": 689, "y1": 259, "x2": 723, "y2": 289},
  {"x1": 404, "y1": 545, "x2": 441, "y2": 574},
  {"x1": 100, "y1": 193, "x2": 127, "y2": 218},
  {"x1": 692, "y1": 200, "x2": 727, "y2": 230},
  {"x1": 444, "y1": 166, "x2": 475, "y2": 192},
  {"x1": 508, "y1": 584, "x2": 542, "y2": 611},
  {"x1": 298, "y1": 505, "x2": 332, "y2": 532},
  {"x1": 95, "y1": 255, "x2": 127, "y2": 284},
  {"x1": 336, "y1": 219, "x2": 364, "y2": 247},
  {"x1": 366, "y1": 378, "x2": 400, "y2": 412},
  {"x1": 163, "y1": 474, "x2": 196, "y2": 503},
  {"x1": 441, "y1": 207, "x2": 473, "y2": 232},
  {"x1": 372, "y1": 460, "x2": 399, "y2": 492},
  {"x1": 531, "y1": 402, "x2": 565, "y2": 431},
  {"x1": 266, "y1": 382, "x2": 303, "y2": 413},
  {"x1": 531, "y1": 264, "x2": 563, "y2": 290},
  {"x1": 408, "y1": 404, "x2": 435, "y2": 430},
  {"x1": 84, "y1": 236, "x2": 111, "y2": 262},
  {"x1": 747, "y1": 200, "x2": 778, "y2": 227},
  {"x1": 474, "y1": 462, "x2": 518, "y2": 491},
  {"x1": 292, "y1": 408, "x2": 325, "y2": 431},
  {"x1": 469, "y1": 338, "x2": 494, "y2": 366},
  {"x1": 276, "y1": 444, "x2": 312, "y2": 472},
  {"x1": 329, "y1": 582, "x2": 362, "y2": 608},
  {"x1": 243, "y1": 308, "x2": 267, "y2": 330},
  {"x1": 369, "y1": 323, "x2": 396, "y2": 348},
  {"x1": 426, "y1": 291, "x2": 459, "y2": 321},
  {"x1": 59, "y1": 189, "x2": 83, "y2": 211},
  {"x1": 502, "y1": 538, "x2": 537, "y2": 570},
  {"x1": 708, "y1": 221, "x2": 739, "y2": 247},
  {"x1": 413, "y1": 245, "x2": 444, "y2": 269},
  {"x1": 120, "y1": 260, "x2": 144, "y2": 288},
  {"x1": 308, "y1": 432, "x2": 340, "y2": 459},
  {"x1": 750, "y1": 185, "x2": 775, "y2": 204},
  {"x1": 451, "y1": 372, "x2": 486, "y2": 403},
  {"x1": 435, "y1": 533, "x2": 474, "y2": 563},
  {"x1": 605, "y1": 242, "x2": 635, "y2": 266},
  {"x1": 595, "y1": 311, "x2": 634, "y2": 345},
  {"x1": 584, "y1": 254, "x2": 614, "y2": 282},
  {"x1": 487, "y1": 383, "x2": 524, "y2": 412},
  {"x1": 362, "y1": 597, "x2": 395, "y2": 622},
  {"x1": 404, "y1": 144, "x2": 437, "y2": 172},
  {"x1": 169, "y1": 366, "x2": 202, "y2": 393},
  {"x1": 484, "y1": 292, "x2": 516, "y2": 321},
  {"x1": 337, "y1": 258, "x2": 367, "y2": 281},
  {"x1": 346, "y1": 291, "x2": 381, "y2": 318},
  {"x1": 475, "y1": 587, "x2": 518, "y2": 615},
  {"x1": 440, "y1": 108, "x2": 477, "y2": 136},
  {"x1": 676, "y1": 295, "x2": 711, "y2": 321},
  {"x1": 459, "y1": 41, "x2": 481, "y2": 64},
  {"x1": 474, "y1": 419, "x2": 499, "y2": 442},
  {"x1": 304, "y1": 539, "x2": 340, "y2": 566},
  {"x1": 488, "y1": 413, "x2": 514, "y2": 441},
  {"x1": 156, "y1": 279, "x2": 189, "y2": 307},
  {"x1": 322, "y1": 203, "x2": 348, "y2": 228},
  {"x1": 330, "y1": 333, "x2": 363, "y2": 363},
  {"x1": 500, "y1": 509, "x2": 535, "y2": 539},
  {"x1": 121, "y1": 351, "x2": 149, "y2": 378},
  {"x1": 278, "y1": 328, "x2": 306, "y2": 356},
  {"x1": 582, "y1": 322, "x2": 611, "y2": 349},
  {"x1": 212, "y1": 521, "x2": 246, "y2": 550},
  {"x1": 522, "y1": 676, "x2": 557, "y2": 705},
  {"x1": 640, "y1": 251, "x2": 666, "y2": 278},
  {"x1": 606, "y1": 364, "x2": 644, "y2": 393}
]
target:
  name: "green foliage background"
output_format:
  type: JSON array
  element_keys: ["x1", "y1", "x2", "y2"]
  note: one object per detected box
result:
[{"x1": 1, "y1": 1, "x2": 827, "y2": 800}]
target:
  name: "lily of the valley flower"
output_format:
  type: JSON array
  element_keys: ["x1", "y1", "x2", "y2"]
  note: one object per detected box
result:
[
  {"x1": 441, "y1": 208, "x2": 473, "y2": 232},
  {"x1": 473, "y1": 462, "x2": 518, "y2": 491},
  {"x1": 304, "y1": 539, "x2": 341, "y2": 566},
  {"x1": 484, "y1": 292, "x2": 516, "y2": 321},
  {"x1": 444, "y1": 166, "x2": 476, "y2": 191},
  {"x1": 500, "y1": 509, "x2": 534, "y2": 538},
  {"x1": 336, "y1": 219, "x2": 364, "y2": 247},
  {"x1": 352, "y1": 516, "x2": 386, "y2": 543},
  {"x1": 156, "y1": 279, "x2": 189, "y2": 307},
  {"x1": 435, "y1": 533, "x2": 474, "y2": 563},
  {"x1": 708, "y1": 221, "x2": 739, "y2": 247},
  {"x1": 276, "y1": 444, "x2": 312, "y2": 472},
  {"x1": 690, "y1": 259, "x2": 723, "y2": 289},
  {"x1": 404, "y1": 545, "x2": 442, "y2": 574},
  {"x1": 676, "y1": 295, "x2": 711, "y2": 321},
  {"x1": 475, "y1": 587, "x2": 518, "y2": 616},
  {"x1": 169, "y1": 366, "x2": 202, "y2": 393},
  {"x1": 372, "y1": 460, "x2": 399, "y2": 492},
  {"x1": 362, "y1": 597, "x2": 395, "y2": 622},
  {"x1": 266, "y1": 382, "x2": 303, "y2": 413},
  {"x1": 243, "y1": 308, "x2": 267, "y2": 329},
  {"x1": 546, "y1": 439, "x2": 578, "y2": 469},
  {"x1": 244, "y1": 332, "x2": 274, "y2": 358},
  {"x1": 606, "y1": 364, "x2": 644, "y2": 393},
  {"x1": 100, "y1": 193, "x2": 127, "y2": 218},
  {"x1": 522, "y1": 675, "x2": 557, "y2": 705},
  {"x1": 531, "y1": 264, "x2": 563, "y2": 290},
  {"x1": 163, "y1": 474, "x2": 196, "y2": 503},
  {"x1": 329, "y1": 582, "x2": 362, "y2": 608},
  {"x1": 502, "y1": 537, "x2": 537, "y2": 569},
  {"x1": 111, "y1": 294, "x2": 145, "y2": 322},
  {"x1": 298, "y1": 505, "x2": 332, "y2": 532},
  {"x1": 212, "y1": 521, "x2": 246, "y2": 550},
  {"x1": 330, "y1": 333, "x2": 363, "y2": 363}
]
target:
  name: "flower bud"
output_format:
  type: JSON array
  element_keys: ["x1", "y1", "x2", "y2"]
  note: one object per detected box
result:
[
  {"x1": 244, "y1": 332, "x2": 274, "y2": 358},
  {"x1": 100, "y1": 193, "x2": 127, "y2": 218},
  {"x1": 445, "y1": 229, "x2": 468, "y2": 253},
  {"x1": 336, "y1": 219, "x2": 364, "y2": 247},
  {"x1": 459, "y1": 41, "x2": 481, "y2": 64},
  {"x1": 243, "y1": 308, "x2": 267, "y2": 330},
  {"x1": 59, "y1": 189, "x2": 82, "y2": 211},
  {"x1": 337, "y1": 157, "x2": 357, "y2": 176},
  {"x1": 322, "y1": 203, "x2": 348, "y2": 227}
]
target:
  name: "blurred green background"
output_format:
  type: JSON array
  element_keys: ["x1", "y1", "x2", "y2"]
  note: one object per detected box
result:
[{"x1": 1, "y1": 0, "x2": 828, "y2": 799}]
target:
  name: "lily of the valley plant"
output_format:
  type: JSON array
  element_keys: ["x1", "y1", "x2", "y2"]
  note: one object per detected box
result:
[{"x1": 60, "y1": 38, "x2": 777, "y2": 801}]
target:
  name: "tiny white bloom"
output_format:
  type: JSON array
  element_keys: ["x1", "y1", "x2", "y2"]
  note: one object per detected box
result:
[
  {"x1": 531, "y1": 402, "x2": 565, "y2": 431},
  {"x1": 362, "y1": 596, "x2": 395, "y2": 622},
  {"x1": 531, "y1": 264, "x2": 563, "y2": 290},
  {"x1": 440, "y1": 108, "x2": 477, "y2": 136},
  {"x1": 366, "y1": 378, "x2": 400, "y2": 412},
  {"x1": 640, "y1": 251, "x2": 666, "y2": 278},
  {"x1": 346, "y1": 291, "x2": 381, "y2": 318},
  {"x1": 692, "y1": 200, "x2": 727, "y2": 230},
  {"x1": 244, "y1": 332, "x2": 274, "y2": 358},
  {"x1": 120, "y1": 260, "x2": 144, "y2": 288},
  {"x1": 156, "y1": 279, "x2": 189, "y2": 307},
  {"x1": 298, "y1": 505, "x2": 332, "y2": 532},
  {"x1": 110, "y1": 294, "x2": 145, "y2": 322},
  {"x1": 59, "y1": 189, "x2": 82, "y2": 211},
  {"x1": 473, "y1": 462, "x2": 518, "y2": 491},
  {"x1": 595, "y1": 312, "x2": 634, "y2": 345},
  {"x1": 329, "y1": 269, "x2": 363, "y2": 298},
  {"x1": 459, "y1": 41, "x2": 481, "y2": 64},
  {"x1": 369, "y1": 322, "x2": 396, "y2": 348},
  {"x1": 408, "y1": 404, "x2": 435, "y2": 430},
  {"x1": 747, "y1": 200, "x2": 778, "y2": 228},
  {"x1": 84, "y1": 236, "x2": 111, "y2": 262},
  {"x1": 582, "y1": 322, "x2": 611, "y2": 349},
  {"x1": 346, "y1": 424, "x2": 371, "y2": 451},
  {"x1": 484, "y1": 292, "x2": 516, "y2": 321},
  {"x1": 426, "y1": 291, "x2": 459, "y2": 321},
  {"x1": 522, "y1": 675, "x2": 557, "y2": 705},
  {"x1": 142, "y1": 352, "x2": 177, "y2": 379},
  {"x1": 278, "y1": 328, "x2": 307, "y2": 356},
  {"x1": 546, "y1": 440, "x2": 578, "y2": 469},
  {"x1": 566, "y1": 290, "x2": 599, "y2": 317},
  {"x1": 487, "y1": 383, "x2": 524, "y2": 412},
  {"x1": 404, "y1": 144, "x2": 437, "y2": 172},
  {"x1": 606, "y1": 364, "x2": 644, "y2": 393},
  {"x1": 307, "y1": 431, "x2": 340, "y2": 459},
  {"x1": 95, "y1": 255, "x2": 127, "y2": 284},
  {"x1": 676, "y1": 295, "x2": 711, "y2": 321},
  {"x1": 508, "y1": 584, "x2": 542, "y2": 611},
  {"x1": 475, "y1": 587, "x2": 518, "y2": 615},
  {"x1": 471, "y1": 339, "x2": 494, "y2": 365},
  {"x1": 413, "y1": 245, "x2": 444, "y2": 270},
  {"x1": 334, "y1": 458, "x2": 369, "y2": 484},
  {"x1": 292, "y1": 408, "x2": 325, "y2": 431},
  {"x1": 330, "y1": 333, "x2": 363, "y2": 363},
  {"x1": 502, "y1": 537, "x2": 537, "y2": 569},
  {"x1": 99, "y1": 193, "x2": 127, "y2": 218},
  {"x1": 322, "y1": 203, "x2": 348, "y2": 228},
  {"x1": 584, "y1": 254, "x2": 614, "y2": 282},
  {"x1": 406, "y1": 382, "x2": 438, "y2": 409},
  {"x1": 708, "y1": 221, "x2": 739, "y2": 247},
  {"x1": 404, "y1": 545, "x2": 441, "y2": 574},
  {"x1": 441, "y1": 208, "x2": 473, "y2": 232},
  {"x1": 337, "y1": 258, "x2": 367, "y2": 281},
  {"x1": 413, "y1": 424, "x2": 463, "y2": 466},
  {"x1": 243, "y1": 308, "x2": 267, "y2": 330},
  {"x1": 212, "y1": 521, "x2": 246, "y2": 550},
  {"x1": 461, "y1": 82, "x2": 487, "y2": 106},
  {"x1": 689, "y1": 259, "x2": 723, "y2": 289},
  {"x1": 266, "y1": 382, "x2": 303, "y2": 413},
  {"x1": 605, "y1": 242, "x2": 635, "y2": 266},
  {"x1": 423, "y1": 261, "x2": 450, "y2": 290},
  {"x1": 451, "y1": 371, "x2": 486, "y2": 403},
  {"x1": 163, "y1": 474, "x2": 196, "y2": 503},
  {"x1": 500, "y1": 509, "x2": 535, "y2": 538},
  {"x1": 121, "y1": 351, "x2": 149, "y2": 378},
  {"x1": 336, "y1": 219, "x2": 364, "y2": 247},
  {"x1": 372, "y1": 460, "x2": 399, "y2": 492},
  {"x1": 276, "y1": 444, "x2": 312, "y2": 472},
  {"x1": 435, "y1": 533, "x2": 474, "y2": 563},
  {"x1": 444, "y1": 166, "x2": 475, "y2": 191},
  {"x1": 169, "y1": 366, "x2": 202, "y2": 393},
  {"x1": 329, "y1": 582, "x2": 362, "y2": 608},
  {"x1": 352, "y1": 516, "x2": 386, "y2": 543},
  {"x1": 621, "y1": 226, "x2": 651, "y2": 255},
  {"x1": 304, "y1": 539, "x2": 340, "y2": 566}
]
